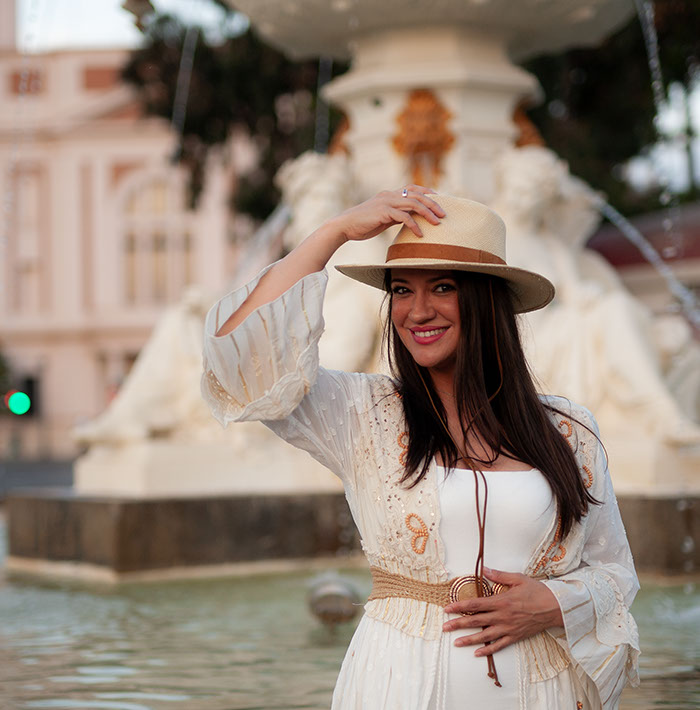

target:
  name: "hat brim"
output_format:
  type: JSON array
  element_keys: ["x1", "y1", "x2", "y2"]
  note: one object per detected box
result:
[{"x1": 335, "y1": 259, "x2": 555, "y2": 314}]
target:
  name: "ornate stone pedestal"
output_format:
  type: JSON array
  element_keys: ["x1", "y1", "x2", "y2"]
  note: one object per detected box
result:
[
  {"x1": 607, "y1": 437, "x2": 700, "y2": 497},
  {"x1": 74, "y1": 437, "x2": 343, "y2": 498}
]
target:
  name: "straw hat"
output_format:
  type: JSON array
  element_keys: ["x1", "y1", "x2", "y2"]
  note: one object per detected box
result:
[{"x1": 335, "y1": 193, "x2": 555, "y2": 314}]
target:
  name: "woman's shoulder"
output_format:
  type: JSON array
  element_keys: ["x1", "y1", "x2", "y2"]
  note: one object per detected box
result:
[{"x1": 538, "y1": 393, "x2": 599, "y2": 434}]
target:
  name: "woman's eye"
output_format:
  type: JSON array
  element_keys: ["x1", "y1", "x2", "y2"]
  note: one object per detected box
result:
[
  {"x1": 435, "y1": 283, "x2": 455, "y2": 293},
  {"x1": 391, "y1": 285, "x2": 408, "y2": 295}
]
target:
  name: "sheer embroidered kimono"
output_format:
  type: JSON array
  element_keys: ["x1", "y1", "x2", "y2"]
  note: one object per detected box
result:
[{"x1": 201, "y1": 265, "x2": 640, "y2": 710}]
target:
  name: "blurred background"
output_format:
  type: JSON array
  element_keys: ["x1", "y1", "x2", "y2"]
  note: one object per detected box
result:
[
  {"x1": 1, "y1": 0, "x2": 699, "y2": 469},
  {"x1": 0, "y1": 1, "x2": 699, "y2": 708}
]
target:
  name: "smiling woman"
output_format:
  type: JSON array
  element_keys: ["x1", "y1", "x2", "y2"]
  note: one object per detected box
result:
[{"x1": 201, "y1": 188, "x2": 640, "y2": 710}]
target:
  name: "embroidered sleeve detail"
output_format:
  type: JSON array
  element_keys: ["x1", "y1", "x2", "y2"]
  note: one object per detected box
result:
[
  {"x1": 532, "y1": 518, "x2": 566, "y2": 574},
  {"x1": 520, "y1": 631, "x2": 570, "y2": 682},
  {"x1": 558, "y1": 416, "x2": 594, "y2": 489},
  {"x1": 201, "y1": 264, "x2": 328, "y2": 425},
  {"x1": 558, "y1": 418, "x2": 573, "y2": 439}
]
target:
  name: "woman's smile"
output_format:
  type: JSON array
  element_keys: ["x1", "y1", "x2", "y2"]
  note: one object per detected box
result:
[{"x1": 410, "y1": 326, "x2": 449, "y2": 344}]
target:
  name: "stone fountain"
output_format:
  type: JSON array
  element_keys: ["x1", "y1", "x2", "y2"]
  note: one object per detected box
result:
[{"x1": 7, "y1": 0, "x2": 699, "y2": 579}]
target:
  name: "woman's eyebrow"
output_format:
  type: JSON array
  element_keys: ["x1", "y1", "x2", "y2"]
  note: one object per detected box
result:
[{"x1": 426, "y1": 275, "x2": 456, "y2": 283}]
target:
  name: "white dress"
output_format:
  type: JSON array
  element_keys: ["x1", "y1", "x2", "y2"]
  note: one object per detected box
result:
[
  {"x1": 201, "y1": 264, "x2": 640, "y2": 710},
  {"x1": 433, "y1": 466, "x2": 554, "y2": 709}
]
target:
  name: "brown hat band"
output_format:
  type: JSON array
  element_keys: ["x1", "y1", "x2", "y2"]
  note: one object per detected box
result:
[{"x1": 386, "y1": 242, "x2": 506, "y2": 265}]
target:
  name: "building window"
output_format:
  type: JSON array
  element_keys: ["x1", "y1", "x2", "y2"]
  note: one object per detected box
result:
[
  {"x1": 125, "y1": 232, "x2": 137, "y2": 304},
  {"x1": 120, "y1": 175, "x2": 195, "y2": 306},
  {"x1": 152, "y1": 232, "x2": 167, "y2": 303},
  {"x1": 183, "y1": 231, "x2": 194, "y2": 287}
]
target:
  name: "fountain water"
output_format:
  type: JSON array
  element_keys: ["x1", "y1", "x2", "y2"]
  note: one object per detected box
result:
[{"x1": 595, "y1": 199, "x2": 700, "y2": 328}]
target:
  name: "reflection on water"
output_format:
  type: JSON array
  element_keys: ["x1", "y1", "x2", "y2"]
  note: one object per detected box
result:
[
  {"x1": 0, "y1": 524, "x2": 698, "y2": 708},
  {"x1": 0, "y1": 570, "x2": 365, "y2": 709}
]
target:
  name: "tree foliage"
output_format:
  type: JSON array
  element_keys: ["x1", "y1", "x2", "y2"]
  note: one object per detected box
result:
[
  {"x1": 123, "y1": 2, "x2": 699, "y2": 218},
  {"x1": 523, "y1": 0, "x2": 700, "y2": 214},
  {"x1": 122, "y1": 11, "x2": 345, "y2": 219}
]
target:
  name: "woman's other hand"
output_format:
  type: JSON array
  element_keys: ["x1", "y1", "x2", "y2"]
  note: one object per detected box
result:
[
  {"x1": 441, "y1": 567, "x2": 564, "y2": 656},
  {"x1": 329, "y1": 185, "x2": 445, "y2": 242}
]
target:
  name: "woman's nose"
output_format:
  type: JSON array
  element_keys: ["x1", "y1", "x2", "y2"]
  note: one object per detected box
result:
[{"x1": 409, "y1": 292, "x2": 435, "y2": 321}]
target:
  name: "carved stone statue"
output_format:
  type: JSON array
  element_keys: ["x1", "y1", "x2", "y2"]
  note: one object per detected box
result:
[
  {"x1": 491, "y1": 145, "x2": 700, "y2": 446},
  {"x1": 73, "y1": 286, "x2": 224, "y2": 445},
  {"x1": 275, "y1": 150, "x2": 387, "y2": 372}
]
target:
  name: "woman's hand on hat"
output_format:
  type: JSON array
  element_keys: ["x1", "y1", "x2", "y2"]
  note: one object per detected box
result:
[
  {"x1": 441, "y1": 567, "x2": 563, "y2": 655},
  {"x1": 328, "y1": 185, "x2": 445, "y2": 243}
]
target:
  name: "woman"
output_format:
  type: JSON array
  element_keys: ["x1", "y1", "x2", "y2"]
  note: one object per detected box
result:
[{"x1": 201, "y1": 187, "x2": 639, "y2": 709}]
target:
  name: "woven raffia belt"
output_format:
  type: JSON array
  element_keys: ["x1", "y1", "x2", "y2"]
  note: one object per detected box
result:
[{"x1": 367, "y1": 566, "x2": 508, "y2": 610}]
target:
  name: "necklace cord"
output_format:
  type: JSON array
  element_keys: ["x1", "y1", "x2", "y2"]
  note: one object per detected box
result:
[{"x1": 416, "y1": 367, "x2": 501, "y2": 687}]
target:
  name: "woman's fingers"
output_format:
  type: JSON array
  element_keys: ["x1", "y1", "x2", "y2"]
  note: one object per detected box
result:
[
  {"x1": 444, "y1": 595, "x2": 498, "y2": 617},
  {"x1": 398, "y1": 187, "x2": 446, "y2": 221},
  {"x1": 454, "y1": 625, "x2": 503, "y2": 647},
  {"x1": 443, "y1": 610, "x2": 498, "y2": 632},
  {"x1": 475, "y1": 635, "x2": 515, "y2": 656},
  {"x1": 453, "y1": 626, "x2": 516, "y2": 655},
  {"x1": 398, "y1": 197, "x2": 443, "y2": 224},
  {"x1": 337, "y1": 186, "x2": 445, "y2": 242},
  {"x1": 388, "y1": 207, "x2": 423, "y2": 238}
]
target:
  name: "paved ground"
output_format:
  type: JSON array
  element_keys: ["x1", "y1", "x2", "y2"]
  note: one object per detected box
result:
[{"x1": 0, "y1": 459, "x2": 74, "y2": 499}]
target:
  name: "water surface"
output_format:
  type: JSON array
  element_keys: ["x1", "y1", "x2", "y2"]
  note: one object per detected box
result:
[{"x1": 0, "y1": 520, "x2": 697, "y2": 709}]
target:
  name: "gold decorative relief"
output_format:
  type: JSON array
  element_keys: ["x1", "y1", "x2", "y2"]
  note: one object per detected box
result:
[{"x1": 393, "y1": 89, "x2": 454, "y2": 188}]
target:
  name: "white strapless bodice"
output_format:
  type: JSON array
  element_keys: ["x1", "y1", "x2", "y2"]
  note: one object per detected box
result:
[{"x1": 433, "y1": 465, "x2": 555, "y2": 709}]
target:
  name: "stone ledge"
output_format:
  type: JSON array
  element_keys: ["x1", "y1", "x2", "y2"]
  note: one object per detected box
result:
[
  {"x1": 617, "y1": 495, "x2": 699, "y2": 575},
  {"x1": 6, "y1": 488, "x2": 360, "y2": 577},
  {"x1": 4, "y1": 553, "x2": 368, "y2": 584},
  {"x1": 5, "y1": 489, "x2": 698, "y2": 580}
]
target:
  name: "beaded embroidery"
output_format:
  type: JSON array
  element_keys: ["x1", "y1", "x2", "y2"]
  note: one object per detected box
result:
[
  {"x1": 405, "y1": 513, "x2": 429, "y2": 554},
  {"x1": 532, "y1": 517, "x2": 566, "y2": 574},
  {"x1": 398, "y1": 431, "x2": 409, "y2": 467},
  {"x1": 559, "y1": 418, "x2": 594, "y2": 489}
]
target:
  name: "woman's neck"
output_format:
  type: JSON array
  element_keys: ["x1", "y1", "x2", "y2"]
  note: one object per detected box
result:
[{"x1": 428, "y1": 368, "x2": 456, "y2": 402}]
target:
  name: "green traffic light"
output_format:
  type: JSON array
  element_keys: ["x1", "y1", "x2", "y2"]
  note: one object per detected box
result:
[{"x1": 8, "y1": 391, "x2": 31, "y2": 415}]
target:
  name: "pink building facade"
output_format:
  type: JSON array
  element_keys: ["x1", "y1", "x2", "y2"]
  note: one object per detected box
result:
[{"x1": 0, "y1": 40, "x2": 236, "y2": 458}]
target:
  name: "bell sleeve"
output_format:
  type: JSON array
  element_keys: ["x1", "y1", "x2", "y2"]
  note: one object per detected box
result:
[
  {"x1": 201, "y1": 263, "x2": 368, "y2": 484},
  {"x1": 542, "y1": 411, "x2": 641, "y2": 709}
]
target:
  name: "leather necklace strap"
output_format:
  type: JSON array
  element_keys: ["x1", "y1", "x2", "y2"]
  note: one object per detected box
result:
[
  {"x1": 418, "y1": 370, "x2": 500, "y2": 687},
  {"x1": 414, "y1": 280, "x2": 505, "y2": 687},
  {"x1": 386, "y1": 242, "x2": 506, "y2": 265}
]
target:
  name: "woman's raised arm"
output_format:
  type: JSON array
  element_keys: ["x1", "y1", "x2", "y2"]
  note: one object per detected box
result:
[{"x1": 215, "y1": 186, "x2": 444, "y2": 336}]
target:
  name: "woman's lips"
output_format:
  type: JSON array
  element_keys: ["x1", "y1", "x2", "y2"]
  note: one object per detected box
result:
[{"x1": 410, "y1": 327, "x2": 448, "y2": 344}]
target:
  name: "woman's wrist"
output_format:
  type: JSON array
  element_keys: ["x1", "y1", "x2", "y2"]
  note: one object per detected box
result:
[
  {"x1": 313, "y1": 214, "x2": 351, "y2": 248},
  {"x1": 540, "y1": 583, "x2": 564, "y2": 628}
]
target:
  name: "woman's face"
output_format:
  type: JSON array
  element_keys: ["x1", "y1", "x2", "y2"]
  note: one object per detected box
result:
[{"x1": 390, "y1": 268, "x2": 461, "y2": 375}]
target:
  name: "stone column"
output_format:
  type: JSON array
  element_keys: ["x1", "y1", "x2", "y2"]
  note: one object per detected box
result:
[{"x1": 324, "y1": 27, "x2": 537, "y2": 202}]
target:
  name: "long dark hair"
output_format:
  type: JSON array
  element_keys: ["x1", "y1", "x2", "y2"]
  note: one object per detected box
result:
[{"x1": 383, "y1": 270, "x2": 599, "y2": 538}]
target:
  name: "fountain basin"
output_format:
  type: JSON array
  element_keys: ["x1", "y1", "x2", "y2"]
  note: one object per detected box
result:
[
  {"x1": 5, "y1": 489, "x2": 359, "y2": 582},
  {"x1": 229, "y1": 0, "x2": 634, "y2": 61}
]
